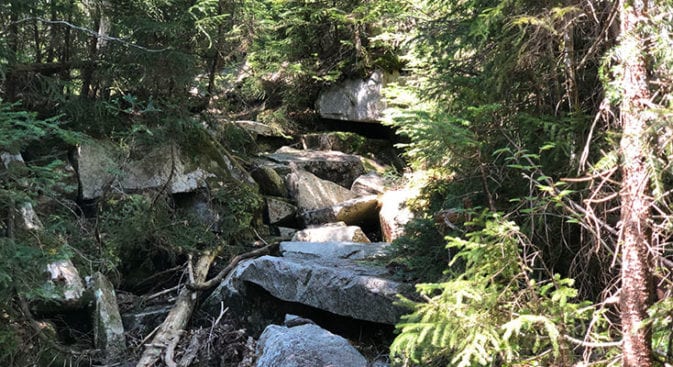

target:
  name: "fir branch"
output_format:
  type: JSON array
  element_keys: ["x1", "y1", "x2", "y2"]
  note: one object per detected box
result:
[{"x1": 4, "y1": 17, "x2": 171, "y2": 53}]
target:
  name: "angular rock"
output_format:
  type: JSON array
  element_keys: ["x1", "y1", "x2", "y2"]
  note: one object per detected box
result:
[
  {"x1": 265, "y1": 147, "x2": 365, "y2": 187},
  {"x1": 92, "y1": 272, "x2": 126, "y2": 362},
  {"x1": 265, "y1": 197, "x2": 297, "y2": 224},
  {"x1": 280, "y1": 241, "x2": 388, "y2": 260},
  {"x1": 300, "y1": 195, "x2": 379, "y2": 226},
  {"x1": 251, "y1": 165, "x2": 288, "y2": 197},
  {"x1": 287, "y1": 170, "x2": 357, "y2": 211},
  {"x1": 379, "y1": 189, "x2": 415, "y2": 243},
  {"x1": 175, "y1": 192, "x2": 221, "y2": 232},
  {"x1": 39, "y1": 259, "x2": 86, "y2": 310},
  {"x1": 1, "y1": 151, "x2": 25, "y2": 169},
  {"x1": 292, "y1": 222, "x2": 370, "y2": 243},
  {"x1": 316, "y1": 70, "x2": 388, "y2": 123},
  {"x1": 275, "y1": 226, "x2": 298, "y2": 240},
  {"x1": 256, "y1": 323, "x2": 367, "y2": 367},
  {"x1": 77, "y1": 139, "x2": 254, "y2": 199},
  {"x1": 300, "y1": 132, "x2": 366, "y2": 154},
  {"x1": 351, "y1": 172, "x2": 386, "y2": 196},
  {"x1": 237, "y1": 255, "x2": 403, "y2": 324},
  {"x1": 235, "y1": 120, "x2": 284, "y2": 138}
]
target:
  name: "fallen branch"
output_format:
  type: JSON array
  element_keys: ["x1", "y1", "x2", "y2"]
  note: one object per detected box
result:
[
  {"x1": 188, "y1": 242, "x2": 278, "y2": 291},
  {"x1": 135, "y1": 248, "x2": 220, "y2": 367}
]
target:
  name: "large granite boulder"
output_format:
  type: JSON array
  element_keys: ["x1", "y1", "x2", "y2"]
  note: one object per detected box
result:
[
  {"x1": 287, "y1": 170, "x2": 357, "y2": 211},
  {"x1": 279, "y1": 241, "x2": 388, "y2": 260},
  {"x1": 292, "y1": 222, "x2": 370, "y2": 243},
  {"x1": 316, "y1": 70, "x2": 387, "y2": 122},
  {"x1": 256, "y1": 322, "x2": 367, "y2": 367},
  {"x1": 234, "y1": 255, "x2": 403, "y2": 324},
  {"x1": 299, "y1": 195, "x2": 379, "y2": 227},
  {"x1": 265, "y1": 147, "x2": 365, "y2": 188},
  {"x1": 92, "y1": 272, "x2": 126, "y2": 363},
  {"x1": 76, "y1": 137, "x2": 255, "y2": 200}
]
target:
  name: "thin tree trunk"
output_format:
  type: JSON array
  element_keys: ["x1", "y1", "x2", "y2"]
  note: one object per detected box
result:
[{"x1": 618, "y1": 0, "x2": 654, "y2": 366}]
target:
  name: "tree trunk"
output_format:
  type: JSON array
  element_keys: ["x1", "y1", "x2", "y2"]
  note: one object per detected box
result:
[{"x1": 618, "y1": 1, "x2": 654, "y2": 366}]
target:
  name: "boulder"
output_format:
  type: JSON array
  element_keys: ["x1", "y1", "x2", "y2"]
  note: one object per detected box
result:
[
  {"x1": 38, "y1": 259, "x2": 86, "y2": 311},
  {"x1": 265, "y1": 147, "x2": 365, "y2": 188},
  {"x1": 300, "y1": 132, "x2": 366, "y2": 154},
  {"x1": 280, "y1": 241, "x2": 388, "y2": 260},
  {"x1": 251, "y1": 165, "x2": 288, "y2": 197},
  {"x1": 265, "y1": 197, "x2": 297, "y2": 225},
  {"x1": 351, "y1": 172, "x2": 386, "y2": 196},
  {"x1": 287, "y1": 170, "x2": 357, "y2": 211},
  {"x1": 292, "y1": 222, "x2": 370, "y2": 243},
  {"x1": 92, "y1": 272, "x2": 126, "y2": 363},
  {"x1": 256, "y1": 322, "x2": 367, "y2": 367},
  {"x1": 316, "y1": 70, "x2": 388, "y2": 123},
  {"x1": 236, "y1": 255, "x2": 404, "y2": 324},
  {"x1": 300, "y1": 195, "x2": 379, "y2": 226},
  {"x1": 274, "y1": 226, "x2": 298, "y2": 240},
  {"x1": 77, "y1": 139, "x2": 255, "y2": 200},
  {"x1": 175, "y1": 192, "x2": 221, "y2": 232},
  {"x1": 234, "y1": 120, "x2": 285, "y2": 138},
  {"x1": 379, "y1": 189, "x2": 415, "y2": 243}
]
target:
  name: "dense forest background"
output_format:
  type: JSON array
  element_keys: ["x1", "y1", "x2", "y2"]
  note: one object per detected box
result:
[{"x1": 2, "y1": 0, "x2": 673, "y2": 366}]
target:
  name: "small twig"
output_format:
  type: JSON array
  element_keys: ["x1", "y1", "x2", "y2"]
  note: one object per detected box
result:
[
  {"x1": 4, "y1": 17, "x2": 171, "y2": 53},
  {"x1": 188, "y1": 242, "x2": 278, "y2": 291},
  {"x1": 144, "y1": 285, "x2": 180, "y2": 302},
  {"x1": 562, "y1": 334, "x2": 622, "y2": 349},
  {"x1": 138, "y1": 324, "x2": 162, "y2": 350},
  {"x1": 187, "y1": 254, "x2": 196, "y2": 286}
]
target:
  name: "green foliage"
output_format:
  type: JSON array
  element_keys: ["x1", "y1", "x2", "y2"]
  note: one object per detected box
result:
[
  {"x1": 390, "y1": 213, "x2": 611, "y2": 366},
  {"x1": 387, "y1": 218, "x2": 451, "y2": 282}
]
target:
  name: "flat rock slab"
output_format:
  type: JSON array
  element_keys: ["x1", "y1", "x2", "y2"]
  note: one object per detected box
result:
[
  {"x1": 235, "y1": 120, "x2": 285, "y2": 138},
  {"x1": 238, "y1": 255, "x2": 403, "y2": 324},
  {"x1": 256, "y1": 323, "x2": 367, "y2": 367},
  {"x1": 292, "y1": 222, "x2": 370, "y2": 243},
  {"x1": 265, "y1": 147, "x2": 365, "y2": 188},
  {"x1": 280, "y1": 241, "x2": 388, "y2": 260}
]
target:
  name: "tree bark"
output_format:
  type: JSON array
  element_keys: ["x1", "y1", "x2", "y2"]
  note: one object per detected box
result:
[
  {"x1": 618, "y1": 1, "x2": 654, "y2": 366},
  {"x1": 135, "y1": 249, "x2": 219, "y2": 367}
]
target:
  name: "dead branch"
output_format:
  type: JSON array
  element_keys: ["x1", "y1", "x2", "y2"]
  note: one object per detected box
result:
[
  {"x1": 135, "y1": 248, "x2": 220, "y2": 367},
  {"x1": 188, "y1": 242, "x2": 278, "y2": 291}
]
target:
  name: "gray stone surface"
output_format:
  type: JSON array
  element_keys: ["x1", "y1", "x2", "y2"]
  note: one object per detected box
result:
[
  {"x1": 265, "y1": 197, "x2": 297, "y2": 224},
  {"x1": 41, "y1": 259, "x2": 86, "y2": 309},
  {"x1": 238, "y1": 255, "x2": 403, "y2": 324},
  {"x1": 235, "y1": 120, "x2": 284, "y2": 137},
  {"x1": 265, "y1": 146, "x2": 365, "y2": 188},
  {"x1": 292, "y1": 222, "x2": 370, "y2": 243},
  {"x1": 316, "y1": 70, "x2": 387, "y2": 122},
  {"x1": 280, "y1": 241, "x2": 388, "y2": 260},
  {"x1": 379, "y1": 189, "x2": 415, "y2": 243},
  {"x1": 77, "y1": 140, "x2": 254, "y2": 199},
  {"x1": 256, "y1": 323, "x2": 367, "y2": 367},
  {"x1": 92, "y1": 272, "x2": 126, "y2": 362},
  {"x1": 287, "y1": 170, "x2": 357, "y2": 211},
  {"x1": 351, "y1": 172, "x2": 386, "y2": 196},
  {"x1": 300, "y1": 195, "x2": 379, "y2": 226}
]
